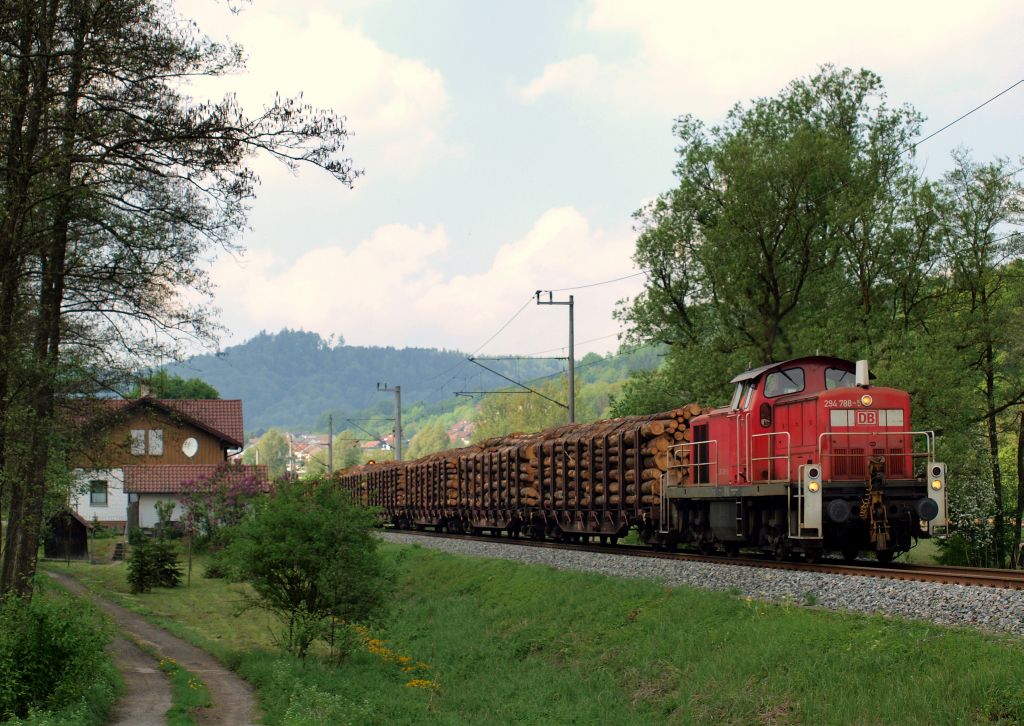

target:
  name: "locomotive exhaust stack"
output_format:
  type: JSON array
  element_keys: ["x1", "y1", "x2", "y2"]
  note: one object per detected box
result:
[{"x1": 856, "y1": 359, "x2": 870, "y2": 387}]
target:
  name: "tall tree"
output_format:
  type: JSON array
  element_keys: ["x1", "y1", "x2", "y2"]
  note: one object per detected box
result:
[
  {"x1": 0, "y1": 0, "x2": 357, "y2": 596},
  {"x1": 617, "y1": 66, "x2": 927, "y2": 410},
  {"x1": 936, "y1": 151, "x2": 1024, "y2": 565}
]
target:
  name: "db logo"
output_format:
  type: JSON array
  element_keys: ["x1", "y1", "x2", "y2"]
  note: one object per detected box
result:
[{"x1": 856, "y1": 411, "x2": 878, "y2": 426}]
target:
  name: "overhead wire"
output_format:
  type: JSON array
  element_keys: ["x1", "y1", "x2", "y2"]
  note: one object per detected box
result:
[
  {"x1": 416, "y1": 81, "x2": 1024, "y2": 403},
  {"x1": 545, "y1": 271, "x2": 646, "y2": 292},
  {"x1": 422, "y1": 294, "x2": 537, "y2": 395},
  {"x1": 910, "y1": 79, "x2": 1023, "y2": 152}
]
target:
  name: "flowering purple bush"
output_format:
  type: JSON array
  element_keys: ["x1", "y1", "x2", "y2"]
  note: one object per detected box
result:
[{"x1": 180, "y1": 463, "x2": 265, "y2": 545}]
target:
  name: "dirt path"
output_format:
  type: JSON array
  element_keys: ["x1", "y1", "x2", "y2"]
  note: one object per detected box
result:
[
  {"x1": 47, "y1": 571, "x2": 259, "y2": 725},
  {"x1": 105, "y1": 636, "x2": 172, "y2": 726}
]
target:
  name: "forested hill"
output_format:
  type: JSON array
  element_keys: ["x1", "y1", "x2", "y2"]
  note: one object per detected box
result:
[{"x1": 169, "y1": 329, "x2": 587, "y2": 433}]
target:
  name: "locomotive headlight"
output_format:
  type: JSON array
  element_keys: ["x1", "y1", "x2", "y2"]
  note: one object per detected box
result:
[
  {"x1": 808, "y1": 481, "x2": 821, "y2": 493},
  {"x1": 860, "y1": 394, "x2": 873, "y2": 407},
  {"x1": 931, "y1": 479, "x2": 943, "y2": 491}
]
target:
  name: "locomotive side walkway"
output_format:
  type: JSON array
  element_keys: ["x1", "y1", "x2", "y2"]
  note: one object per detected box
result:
[{"x1": 46, "y1": 571, "x2": 259, "y2": 726}]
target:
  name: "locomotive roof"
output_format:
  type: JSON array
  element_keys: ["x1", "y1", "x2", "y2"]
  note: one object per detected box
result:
[{"x1": 729, "y1": 356, "x2": 856, "y2": 384}]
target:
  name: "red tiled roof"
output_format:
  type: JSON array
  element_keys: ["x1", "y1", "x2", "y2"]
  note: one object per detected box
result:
[
  {"x1": 79, "y1": 398, "x2": 245, "y2": 447},
  {"x1": 123, "y1": 464, "x2": 270, "y2": 493},
  {"x1": 160, "y1": 399, "x2": 244, "y2": 445}
]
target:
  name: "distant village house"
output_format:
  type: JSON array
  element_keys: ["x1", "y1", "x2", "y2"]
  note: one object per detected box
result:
[{"x1": 72, "y1": 397, "x2": 268, "y2": 530}]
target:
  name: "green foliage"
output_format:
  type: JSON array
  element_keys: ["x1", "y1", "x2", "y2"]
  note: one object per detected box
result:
[
  {"x1": 173, "y1": 329, "x2": 567, "y2": 432},
  {"x1": 222, "y1": 477, "x2": 389, "y2": 659},
  {"x1": 128, "y1": 370, "x2": 219, "y2": 400},
  {"x1": 126, "y1": 536, "x2": 183, "y2": 593},
  {"x1": 405, "y1": 421, "x2": 451, "y2": 459},
  {"x1": 472, "y1": 378, "x2": 569, "y2": 441},
  {"x1": 0, "y1": 587, "x2": 117, "y2": 724},
  {"x1": 247, "y1": 429, "x2": 290, "y2": 478}
]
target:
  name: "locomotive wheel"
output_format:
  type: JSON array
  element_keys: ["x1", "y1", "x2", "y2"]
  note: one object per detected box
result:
[
  {"x1": 774, "y1": 541, "x2": 791, "y2": 561},
  {"x1": 876, "y1": 550, "x2": 895, "y2": 565},
  {"x1": 804, "y1": 547, "x2": 823, "y2": 564},
  {"x1": 724, "y1": 542, "x2": 740, "y2": 557},
  {"x1": 842, "y1": 548, "x2": 859, "y2": 563}
]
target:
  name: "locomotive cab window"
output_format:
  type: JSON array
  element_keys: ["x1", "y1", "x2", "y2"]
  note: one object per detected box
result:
[
  {"x1": 825, "y1": 368, "x2": 855, "y2": 390},
  {"x1": 731, "y1": 382, "x2": 755, "y2": 410},
  {"x1": 763, "y1": 367, "x2": 805, "y2": 398}
]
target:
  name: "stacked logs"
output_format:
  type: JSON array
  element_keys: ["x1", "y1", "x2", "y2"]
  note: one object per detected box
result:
[
  {"x1": 404, "y1": 447, "x2": 461, "y2": 508},
  {"x1": 338, "y1": 402, "x2": 703, "y2": 516},
  {"x1": 450, "y1": 402, "x2": 703, "y2": 512},
  {"x1": 337, "y1": 460, "x2": 406, "y2": 508}
]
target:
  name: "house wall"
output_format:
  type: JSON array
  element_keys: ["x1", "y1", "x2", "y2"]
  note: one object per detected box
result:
[
  {"x1": 74, "y1": 408, "x2": 229, "y2": 468},
  {"x1": 138, "y1": 494, "x2": 184, "y2": 528},
  {"x1": 72, "y1": 468, "x2": 126, "y2": 526}
]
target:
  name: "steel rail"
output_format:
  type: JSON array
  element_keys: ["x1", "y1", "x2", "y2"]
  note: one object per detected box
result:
[{"x1": 385, "y1": 529, "x2": 1024, "y2": 591}]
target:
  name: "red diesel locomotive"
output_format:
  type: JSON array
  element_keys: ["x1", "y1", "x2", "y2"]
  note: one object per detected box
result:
[
  {"x1": 662, "y1": 356, "x2": 946, "y2": 562},
  {"x1": 339, "y1": 355, "x2": 947, "y2": 562}
]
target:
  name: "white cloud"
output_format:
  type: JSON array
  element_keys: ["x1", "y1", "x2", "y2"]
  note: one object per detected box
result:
[
  {"x1": 176, "y1": 0, "x2": 452, "y2": 179},
  {"x1": 518, "y1": 1, "x2": 1023, "y2": 120},
  {"x1": 211, "y1": 208, "x2": 643, "y2": 355}
]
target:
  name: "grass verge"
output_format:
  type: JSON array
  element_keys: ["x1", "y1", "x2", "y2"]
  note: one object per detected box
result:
[
  {"x1": 154, "y1": 655, "x2": 211, "y2": 726},
  {"x1": 47, "y1": 542, "x2": 1024, "y2": 725}
]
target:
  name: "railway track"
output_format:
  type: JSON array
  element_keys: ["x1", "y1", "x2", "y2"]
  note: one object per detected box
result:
[{"x1": 388, "y1": 528, "x2": 1024, "y2": 590}]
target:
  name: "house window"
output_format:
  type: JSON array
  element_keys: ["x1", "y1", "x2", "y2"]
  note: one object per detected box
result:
[
  {"x1": 131, "y1": 428, "x2": 164, "y2": 455},
  {"x1": 90, "y1": 480, "x2": 108, "y2": 506}
]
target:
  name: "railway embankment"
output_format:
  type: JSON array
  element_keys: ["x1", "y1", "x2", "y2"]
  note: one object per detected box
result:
[
  {"x1": 47, "y1": 541, "x2": 1024, "y2": 725},
  {"x1": 380, "y1": 531, "x2": 1024, "y2": 636}
]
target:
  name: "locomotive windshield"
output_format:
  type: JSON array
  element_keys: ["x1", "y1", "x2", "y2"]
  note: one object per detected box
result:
[
  {"x1": 763, "y1": 367, "x2": 805, "y2": 398},
  {"x1": 825, "y1": 367, "x2": 856, "y2": 389}
]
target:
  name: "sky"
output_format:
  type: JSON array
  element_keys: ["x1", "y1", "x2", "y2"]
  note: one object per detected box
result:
[{"x1": 175, "y1": 0, "x2": 1024, "y2": 365}]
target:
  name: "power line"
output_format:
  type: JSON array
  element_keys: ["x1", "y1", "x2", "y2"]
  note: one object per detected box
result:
[
  {"x1": 463, "y1": 357, "x2": 568, "y2": 409},
  {"x1": 911, "y1": 79, "x2": 1023, "y2": 152},
  {"x1": 523, "y1": 331, "x2": 621, "y2": 356},
  {"x1": 545, "y1": 271, "x2": 646, "y2": 292},
  {"x1": 470, "y1": 295, "x2": 536, "y2": 356},
  {"x1": 420, "y1": 294, "x2": 537, "y2": 394}
]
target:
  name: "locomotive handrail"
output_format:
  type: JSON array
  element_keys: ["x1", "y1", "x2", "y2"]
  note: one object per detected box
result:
[
  {"x1": 816, "y1": 430, "x2": 936, "y2": 477},
  {"x1": 668, "y1": 439, "x2": 719, "y2": 486},
  {"x1": 748, "y1": 431, "x2": 791, "y2": 483},
  {"x1": 817, "y1": 430, "x2": 935, "y2": 460}
]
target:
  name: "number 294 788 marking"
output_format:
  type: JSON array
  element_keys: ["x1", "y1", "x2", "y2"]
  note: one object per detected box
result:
[{"x1": 824, "y1": 399, "x2": 858, "y2": 409}]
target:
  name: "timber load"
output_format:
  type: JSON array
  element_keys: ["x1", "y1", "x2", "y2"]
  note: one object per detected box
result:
[{"x1": 337, "y1": 403, "x2": 704, "y2": 535}]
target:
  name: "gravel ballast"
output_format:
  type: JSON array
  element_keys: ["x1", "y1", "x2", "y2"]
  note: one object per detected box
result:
[{"x1": 380, "y1": 531, "x2": 1024, "y2": 637}]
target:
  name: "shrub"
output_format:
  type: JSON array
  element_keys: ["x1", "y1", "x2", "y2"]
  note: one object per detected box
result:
[
  {"x1": 223, "y1": 477, "x2": 390, "y2": 659},
  {"x1": 0, "y1": 587, "x2": 117, "y2": 723},
  {"x1": 126, "y1": 536, "x2": 182, "y2": 593}
]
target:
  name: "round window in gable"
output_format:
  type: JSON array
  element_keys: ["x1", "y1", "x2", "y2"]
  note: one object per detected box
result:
[{"x1": 182, "y1": 437, "x2": 199, "y2": 458}]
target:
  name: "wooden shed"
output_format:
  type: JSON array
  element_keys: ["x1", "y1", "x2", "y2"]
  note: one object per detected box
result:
[{"x1": 44, "y1": 509, "x2": 93, "y2": 560}]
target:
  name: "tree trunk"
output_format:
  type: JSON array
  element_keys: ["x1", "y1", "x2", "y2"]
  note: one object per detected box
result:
[
  {"x1": 1013, "y1": 410, "x2": 1024, "y2": 570},
  {"x1": 1, "y1": 0, "x2": 86, "y2": 597},
  {"x1": 984, "y1": 342, "x2": 1006, "y2": 567}
]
